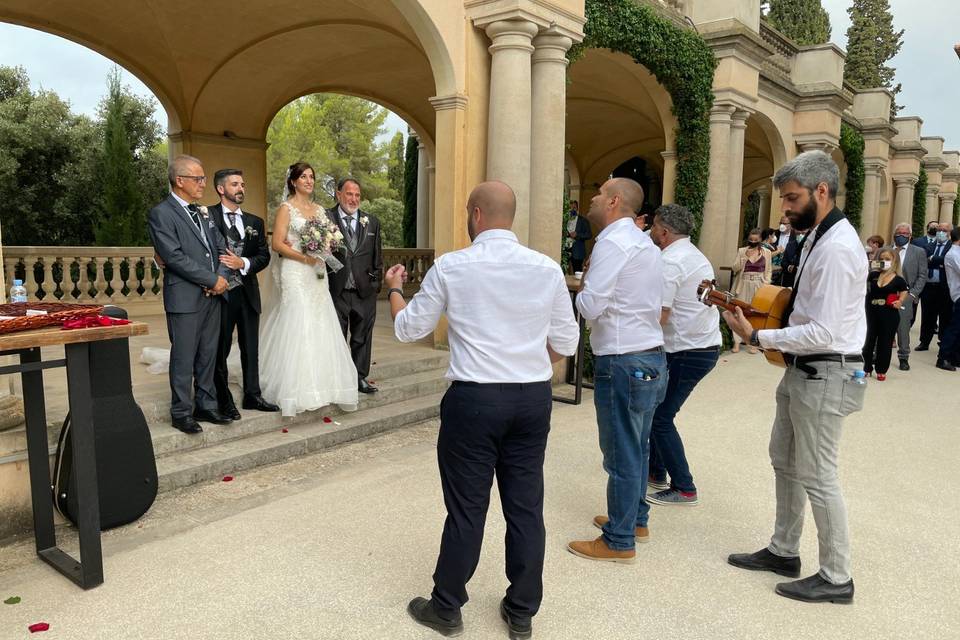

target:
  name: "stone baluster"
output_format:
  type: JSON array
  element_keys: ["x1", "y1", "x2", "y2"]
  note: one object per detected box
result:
[
  {"x1": 93, "y1": 258, "x2": 107, "y2": 302},
  {"x1": 23, "y1": 256, "x2": 39, "y2": 301},
  {"x1": 3, "y1": 258, "x2": 18, "y2": 302},
  {"x1": 77, "y1": 257, "x2": 93, "y2": 301},
  {"x1": 63, "y1": 257, "x2": 78, "y2": 301},
  {"x1": 40, "y1": 255, "x2": 56, "y2": 301},
  {"x1": 145, "y1": 256, "x2": 159, "y2": 298},
  {"x1": 108, "y1": 256, "x2": 124, "y2": 302}
]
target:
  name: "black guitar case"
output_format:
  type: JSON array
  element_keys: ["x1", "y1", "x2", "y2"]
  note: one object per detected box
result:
[{"x1": 52, "y1": 306, "x2": 157, "y2": 529}]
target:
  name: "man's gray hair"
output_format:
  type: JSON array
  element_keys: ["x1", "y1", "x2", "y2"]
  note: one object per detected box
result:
[
  {"x1": 168, "y1": 154, "x2": 203, "y2": 187},
  {"x1": 773, "y1": 150, "x2": 839, "y2": 199},
  {"x1": 654, "y1": 203, "x2": 695, "y2": 236},
  {"x1": 894, "y1": 221, "x2": 912, "y2": 233}
]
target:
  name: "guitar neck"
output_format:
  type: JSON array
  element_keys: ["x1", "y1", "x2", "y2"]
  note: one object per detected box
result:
[{"x1": 703, "y1": 290, "x2": 765, "y2": 317}]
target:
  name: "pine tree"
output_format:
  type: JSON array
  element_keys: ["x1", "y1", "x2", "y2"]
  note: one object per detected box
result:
[
  {"x1": 95, "y1": 68, "x2": 147, "y2": 246},
  {"x1": 402, "y1": 135, "x2": 418, "y2": 248},
  {"x1": 765, "y1": 0, "x2": 832, "y2": 45},
  {"x1": 844, "y1": 0, "x2": 904, "y2": 111}
]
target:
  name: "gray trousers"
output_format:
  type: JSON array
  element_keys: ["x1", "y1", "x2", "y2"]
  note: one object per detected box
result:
[
  {"x1": 767, "y1": 360, "x2": 865, "y2": 584},
  {"x1": 166, "y1": 296, "x2": 221, "y2": 419},
  {"x1": 896, "y1": 296, "x2": 916, "y2": 360}
]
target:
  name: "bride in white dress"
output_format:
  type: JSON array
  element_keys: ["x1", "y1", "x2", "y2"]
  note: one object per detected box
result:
[{"x1": 259, "y1": 162, "x2": 359, "y2": 416}]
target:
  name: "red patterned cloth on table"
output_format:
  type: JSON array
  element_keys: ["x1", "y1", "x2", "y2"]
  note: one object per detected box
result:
[{"x1": 61, "y1": 316, "x2": 132, "y2": 330}]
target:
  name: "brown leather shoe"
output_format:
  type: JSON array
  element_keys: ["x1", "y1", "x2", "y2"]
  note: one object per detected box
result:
[
  {"x1": 567, "y1": 536, "x2": 636, "y2": 564},
  {"x1": 592, "y1": 515, "x2": 649, "y2": 543}
]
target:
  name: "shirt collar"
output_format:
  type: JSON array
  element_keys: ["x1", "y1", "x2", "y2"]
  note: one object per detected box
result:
[
  {"x1": 222, "y1": 204, "x2": 242, "y2": 217},
  {"x1": 339, "y1": 206, "x2": 356, "y2": 220},
  {"x1": 471, "y1": 229, "x2": 518, "y2": 245},
  {"x1": 596, "y1": 216, "x2": 636, "y2": 241},
  {"x1": 661, "y1": 236, "x2": 691, "y2": 255},
  {"x1": 170, "y1": 192, "x2": 190, "y2": 209}
]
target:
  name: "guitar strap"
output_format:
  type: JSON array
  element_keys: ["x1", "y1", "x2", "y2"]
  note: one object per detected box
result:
[{"x1": 781, "y1": 207, "x2": 845, "y2": 329}]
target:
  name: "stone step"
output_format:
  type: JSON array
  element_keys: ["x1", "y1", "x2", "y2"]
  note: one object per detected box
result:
[
  {"x1": 149, "y1": 367, "x2": 449, "y2": 458},
  {"x1": 156, "y1": 392, "x2": 445, "y2": 493}
]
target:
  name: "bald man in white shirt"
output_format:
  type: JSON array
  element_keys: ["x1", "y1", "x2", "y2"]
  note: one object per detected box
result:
[{"x1": 724, "y1": 151, "x2": 867, "y2": 605}]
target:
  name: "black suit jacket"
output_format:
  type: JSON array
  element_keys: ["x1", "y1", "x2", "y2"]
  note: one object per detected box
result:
[
  {"x1": 208, "y1": 203, "x2": 271, "y2": 313},
  {"x1": 325, "y1": 206, "x2": 383, "y2": 299},
  {"x1": 780, "y1": 233, "x2": 803, "y2": 289},
  {"x1": 923, "y1": 241, "x2": 953, "y2": 285}
]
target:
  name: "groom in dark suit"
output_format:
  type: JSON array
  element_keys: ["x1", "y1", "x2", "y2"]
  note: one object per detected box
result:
[
  {"x1": 209, "y1": 168, "x2": 279, "y2": 418},
  {"x1": 147, "y1": 155, "x2": 232, "y2": 434},
  {"x1": 326, "y1": 178, "x2": 383, "y2": 393}
]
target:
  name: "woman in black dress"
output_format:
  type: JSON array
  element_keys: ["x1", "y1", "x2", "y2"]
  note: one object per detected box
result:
[{"x1": 862, "y1": 247, "x2": 908, "y2": 380}]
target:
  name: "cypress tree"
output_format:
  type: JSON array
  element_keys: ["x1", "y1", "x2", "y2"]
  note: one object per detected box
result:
[
  {"x1": 765, "y1": 0, "x2": 832, "y2": 45},
  {"x1": 844, "y1": 0, "x2": 904, "y2": 111},
  {"x1": 912, "y1": 168, "x2": 927, "y2": 238},
  {"x1": 401, "y1": 135, "x2": 418, "y2": 248}
]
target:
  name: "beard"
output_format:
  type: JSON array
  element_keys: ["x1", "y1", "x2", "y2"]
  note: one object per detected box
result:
[
  {"x1": 340, "y1": 202, "x2": 358, "y2": 215},
  {"x1": 225, "y1": 191, "x2": 244, "y2": 205},
  {"x1": 789, "y1": 197, "x2": 819, "y2": 232}
]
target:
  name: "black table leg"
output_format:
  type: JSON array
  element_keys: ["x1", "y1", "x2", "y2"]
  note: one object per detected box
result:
[
  {"x1": 554, "y1": 292, "x2": 590, "y2": 405},
  {"x1": 20, "y1": 348, "x2": 56, "y2": 552}
]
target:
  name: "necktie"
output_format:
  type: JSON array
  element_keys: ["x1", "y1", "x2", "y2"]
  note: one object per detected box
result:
[
  {"x1": 345, "y1": 216, "x2": 356, "y2": 239},
  {"x1": 187, "y1": 204, "x2": 203, "y2": 232},
  {"x1": 227, "y1": 212, "x2": 241, "y2": 242}
]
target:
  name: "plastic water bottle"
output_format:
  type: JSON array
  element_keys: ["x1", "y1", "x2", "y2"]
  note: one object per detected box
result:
[
  {"x1": 852, "y1": 370, "x2": 867, "y2": 385},
  {"x1": 9, "y1": 279, "x2": 27, "y2": 303}
]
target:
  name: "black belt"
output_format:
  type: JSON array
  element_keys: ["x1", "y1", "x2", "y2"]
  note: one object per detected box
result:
[
  {"x1": 451, "y1": 381, "x2": 551, "y2": 391},
  {"x1": 783, "y1": 353, "x2": 863, "y2": 376}
]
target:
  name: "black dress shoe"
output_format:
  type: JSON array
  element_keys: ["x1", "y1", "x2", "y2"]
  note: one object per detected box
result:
[
  {"x1": 899, "y1": 359, "x2": 910, "y2": 371},
  {"x1": 358, "y1": 377, "x2": 378, "y2": 394},
  {"x1": 406, "y1": 597, "x2": 462, "y2": 637},
  {"x1": 775, "y1": 573, "x2": 854, "y2": 604},
  {"x1": 242, "y1": 394, "x2": 280, "y2": 412},
  {"x1": 219, "y1": 405, "x2": 242, "y2": 421},
  {"x1": 728, "y1": 548, "x2": 801, "y2": 577},
  {"x1": 936, "y1": 359, "x2": 957, "y2": 371},
  {"x1": 500, "y1": 599, "x2": 532, "y2": 640},
  {"x1": 915, "y1": 343, "x2": 929, "y2": 351},
  {"x1": 172, "y1": 416, "x2": 203, "y2": 434},
  {"x1": 192, "y1": 409, "x2": 232, "y2": 425}
]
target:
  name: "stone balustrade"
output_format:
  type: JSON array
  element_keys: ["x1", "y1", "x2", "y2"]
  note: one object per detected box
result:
[
  {"x1": 759, "y1": 21, "x2": 797, "y2": 80},
  {"x1": 2, "y1": 246, "x2": 435, "y2": 305}
]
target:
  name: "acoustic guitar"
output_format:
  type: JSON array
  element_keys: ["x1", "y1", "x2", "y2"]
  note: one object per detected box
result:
[{"x1": 697, "y1": 279, "x2": 791, "y2": 367}]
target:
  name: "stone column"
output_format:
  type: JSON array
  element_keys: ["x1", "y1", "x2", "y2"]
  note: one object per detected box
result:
[
  {"x1": 940, "y1": 194, "x2": 957, "y2": 223},
  {"x1": 891, "y1": 176, "x2": 918, "y2": 230},
  {"x1": 925, "y1": 186, "x2": 941, "y2": 227},
  {"x1": 416, "y1": 141, "x2": 430, "y2": 248},
  {"x1": 485, "y1": 20, "x2": 539, "y2": 245},
  {"x1": 529, "y1": 32, "x2": 573, "y2": 262},
  {"x1": 699, "y1": 104, "x2": 736, "y2": 267},
  {"x1": 427, "y1": 162, "x2": 436, "y2": 248},
  {"x1": 661, "y1": 150, "x2": 677, "y2": 204},
  {"x1": 757, "y1": 185, "x2": 772, "y2": 230},
  {"x1": 860, "y1": 163, "x2": 884, "y2": 240}
]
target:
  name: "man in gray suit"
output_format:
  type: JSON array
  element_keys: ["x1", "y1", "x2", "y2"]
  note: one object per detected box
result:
[
  {"x1": 148, "y1": 155, "x2": 232, "y2": 434},
  {"x1": 893, "y1": 222, "x2": 928, "y2": 371}
]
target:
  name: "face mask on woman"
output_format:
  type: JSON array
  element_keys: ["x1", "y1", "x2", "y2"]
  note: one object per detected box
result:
[
  {"x1": 883, "y1": 260, "x2": 892, "y2": 271},
  {"x1": 748, "y1": 240, "x2": 760, "y2": 248},
  {"x1": 779, "y1": 224, "x2": 787, "y2": 233},
  {"x1": 894, "y1": 235, "x2": 910, "y2": 247}
]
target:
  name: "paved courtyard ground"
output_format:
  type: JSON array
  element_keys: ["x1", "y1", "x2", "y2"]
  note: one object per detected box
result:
[{"x1": 1, "y1": 334, "x2": 958, "y2": 639}]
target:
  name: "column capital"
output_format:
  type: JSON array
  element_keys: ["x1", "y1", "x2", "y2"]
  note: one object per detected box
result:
[
  {"x1": 485, "y1": 20, "x2": 539, "y2": 55},
  {"x1": 755, "y1": 184, "x2": 771, "y2": 197},
  {"x1": 863, "y1": 161, "x2": 886, "y2": 177},
  {"x1": 429, "y1": 94, "x2": 469, "y2": 112},
  {"x1": 710, "y1": 104, "x2": 737, "y2": 124},
  {"x1": 941, "y1": 193, "x2": 958, "y2": 204},
  {"x1": 926, "y1": 185, "x2": 941, "y2": 197},
  {"x1": 730, "y1": 109, "x2": 752, "y2": 129},
  {"x1": 798, "y1": 142, "x2": 837, "y2": 154},
  {"x1": 532, "y1": 32, "x2": 573, "y2": 64},
  {"x1": 660, "y1": 150, "x2": 677, "y2": 160},
  {"x1": 893, "y1": 175, "x2": 919, "y2": 188}
]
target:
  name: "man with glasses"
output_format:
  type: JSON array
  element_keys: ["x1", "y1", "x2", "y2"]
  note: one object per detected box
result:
[{"x1": 148, "y1": 154, "x2": 232, "y2": 434}]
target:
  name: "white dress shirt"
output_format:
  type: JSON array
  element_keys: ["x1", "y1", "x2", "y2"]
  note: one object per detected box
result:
[
  {"x1": 221, "y1": 205, "x2": 250, "y2": 275},
  {"x1": 660, "y1": 238, "x2": 721, "y2": 352},
  {"x1": 576, "y1": 217, "x2": 663, "y2": 356},
  {"x1": 758, "y1": 216, "x2": 867, "y2": 355},
  {"x1": 945, "y1": 246, "x2": 960, "y2": 302},
  {"x1": 394, "y1": 229, "x2": 579, "y2": 383},
  {"x1": 928, "y1": 242, "x2": 949, "y2": 284},
  {"x1": 339, "y1": 206, "x2": 358, "y2": 235},
  {"x1": 777, "y1": 231, "x2": 790, "y2": 250}
]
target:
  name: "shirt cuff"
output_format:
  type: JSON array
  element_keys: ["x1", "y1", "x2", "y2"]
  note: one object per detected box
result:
[
  {"x1": 757, "y1": 329, "x2": 776, "y2": 351},
  {"x1": 240, "y1": 257, "x2": 250, "y2": 276}
]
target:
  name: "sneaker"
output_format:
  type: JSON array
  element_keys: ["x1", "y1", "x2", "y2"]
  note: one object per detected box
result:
[
  {"x1": 647, "y1": 488, "x2": 699, "y2": 506},
  {"x1": 899, "y1": 359, "x2": 910, "y2": 371},
  {"x1": 566, "y1": 536, "x2": 636, "y2": 564},
  {"x1": 592, "y1": 515, "x2": 649, "y2": 543},
  {"x1": 647, "y1": 477, "x2": 670, "y2": 492}
]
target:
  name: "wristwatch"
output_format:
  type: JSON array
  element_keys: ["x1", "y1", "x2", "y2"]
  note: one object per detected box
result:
[
  {"x1": 749, "y1": 329, "x2": 761, "y2": 348},
  {"x1": 387, "y1": 287, "x2": 404, "y2": 299}
]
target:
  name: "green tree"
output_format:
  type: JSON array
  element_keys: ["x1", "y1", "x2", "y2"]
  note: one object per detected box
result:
[
  {"x1": 954, "y1": 193, "x2": 959, "y2": 227},
  {"x1": 363, "y1": 197, "x2": 403, "y2": 247},
  {"x1": 765, "y1": 0, "x2": 832, "y2": 45},
  {"x1": 95, "y1": 69, "x2": 148, "y2": 246},
  {"x1": 402, "y1": 135, "x2": 418, "y2": 247},
  {"x1": 386, "y1": 131, "x2": 405, "y2": 197},
  {"x1": 844, "y1": 0, "x2": 904, "y2": 111},
  {"x1": 839, "y1": 123, "x2": 865, "y2": 231},
  {"x1": 912, "y1": 167, "x2": 927, "y2": 238},
  {"x1": 266, "y1": 94, "x2": 392, "y2": 209}
]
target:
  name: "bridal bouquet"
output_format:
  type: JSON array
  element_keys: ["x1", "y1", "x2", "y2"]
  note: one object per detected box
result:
[{"x1": 299, "y1": 217, "x2": 345, "y2": 279}]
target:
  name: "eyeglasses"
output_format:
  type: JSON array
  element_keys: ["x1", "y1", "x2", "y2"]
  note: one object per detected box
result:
[{"x1": 178, "y1": 175, "x2": 207, "y2": 183}]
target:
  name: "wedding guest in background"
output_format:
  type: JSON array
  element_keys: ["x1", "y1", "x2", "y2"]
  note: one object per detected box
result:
[
  {"x1": 935, "y1": 227, "x2": 960, "y2": 371},
  {"x1": 387, "y1": 181, "x2": 578, "y2": 639},
  {"x1": 762, "y1": 227, "x2": 784, "y2": 284},
  {"x1": 865, "y1": 235, "x2": 884, "y2": 260},
  {"x1": 917, "y1": 222, "x2": 954, "y2": 352},
  {"x1": 209, "y1": 168, "x2": 278, "y2": 418},
  {"x1": 566, "y1": 200, "x2": 592, "y2": 273},
  {"x1": 147, "y1": 155, "x2": 230, "y2": 434},
  {"x1": 862, "y1": 248, "x2": 907, "y2": 381},
  {"x1": 891, "y1": 222, "x2": 927, "y2": 370},
  {"x1": 730, "y1": 228, "x2": 772, "y2": 353}
]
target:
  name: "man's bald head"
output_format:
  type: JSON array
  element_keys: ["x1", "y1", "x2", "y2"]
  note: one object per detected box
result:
[
  {"x1": 466, "y1": 181, "x2": 516, "y2": 240},
  {"x1": 586, "y1": 177, "x2": 645, "y2": 230}
]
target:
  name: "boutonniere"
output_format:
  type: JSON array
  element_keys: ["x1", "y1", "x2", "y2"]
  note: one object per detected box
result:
[
  {"x1": 197, "y1": 205, "x2": 209, "y2": 218},
  {"x1": 245, "y1": 225, "x2": 258, "y2": 237},
  {"x1": 359, "y1": 215, "x2": 369, "y2": 226}
]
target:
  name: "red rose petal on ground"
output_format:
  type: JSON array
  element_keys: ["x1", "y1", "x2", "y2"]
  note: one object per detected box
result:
[
  {"x1": 281, "y1": 428, "x2": 289, "y2": 433},
  {"x1": 322, "y1": 416, "x2": 332, "y2": 423},
  {"x1": 222, "y1": 476, "x2": 234, "y2": 482},
  {"x1": 28, "y1": 622, "x2": 49, "y2": 633}
]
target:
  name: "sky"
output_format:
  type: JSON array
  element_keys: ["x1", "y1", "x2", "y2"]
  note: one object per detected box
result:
[{"x1": 0, "y1": 1, "x2": 957, "y2": 147}]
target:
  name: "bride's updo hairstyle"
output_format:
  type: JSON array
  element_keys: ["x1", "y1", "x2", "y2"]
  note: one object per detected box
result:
[{"x1": 286, "y1": 162, "x2": 315, "y2": 197}]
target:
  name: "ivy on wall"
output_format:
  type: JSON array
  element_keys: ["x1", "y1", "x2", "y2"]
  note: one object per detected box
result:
[
  {"x1": 839, "y1": 122, "x2": 865, "y2": 231},
  {"x1": 570, "y1": 0, "x2": 716, "y2": 243},
  {"x1": 954, "y1": 191, "x2": 959, "y2": 227},
  {"x1": 912, "y1": 167, "x2": 927, "y2": 238}
]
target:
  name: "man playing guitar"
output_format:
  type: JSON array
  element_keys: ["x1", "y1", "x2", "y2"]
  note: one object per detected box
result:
[{"x1": 723, "y1": 150, "x2": 868, "y2": 605}]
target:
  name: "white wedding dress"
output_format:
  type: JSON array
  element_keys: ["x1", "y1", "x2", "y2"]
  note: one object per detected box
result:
[{"x1": 259, "y1": 202, "x2": 359, "y2": 416}]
